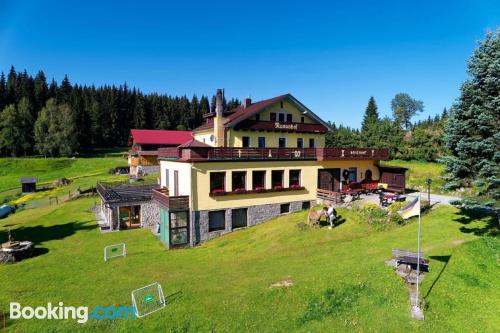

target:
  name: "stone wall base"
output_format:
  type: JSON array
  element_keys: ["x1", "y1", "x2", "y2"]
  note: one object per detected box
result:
[{"x1": 191, "y1": 200, "x2": 314, "y2": 245}]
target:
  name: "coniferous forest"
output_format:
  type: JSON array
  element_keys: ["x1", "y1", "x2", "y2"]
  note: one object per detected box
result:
[
  {"x1": 0, "y1": 65, "x2": 448, "y2": 160},
  {"x1": 0, "y1": 66, "x2": 241, "y2": 157}
]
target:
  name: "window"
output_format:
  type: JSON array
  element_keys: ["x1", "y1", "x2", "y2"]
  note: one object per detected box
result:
[
  {"x1": 286, "y1": 114, "x2": 292, "y2": 122},
  {"x1": 174, "y1": 170, "x2": 179, "y2": 196},
  {"x1": 302, "y1": 201, "x2": 311, "y2": 210},
  {"x1": 280, "y1": 101, "x2": 284, "y2": 108},
  {"x1": 232, "y1": 208, "x2": 247, "y2": 229},
  {"x1": 348, "y1": 167, "x2": 357, "y2": 182},
  {"x1": 209, "y1": 210, "x2": 226, "y2": 231},
  {"x1": 252, "y1": 170, "x2": 266, "y2": 190},
  {"x1": 297, "y1": 138, "x2": 303, "y2": 148},
  {"x1": 278, "y1": 113, "x2": 285, "y2": 122},
  {"x1": 272, "y1": 170, "x2": 284, "y2": 189},
  {"x1": 255, "y1": 114, "x2": 260, "y2": 121},
  {"x1": 301, "y1": 116, "x2": 305, "y2": 123},
  {"x1": 165, "y1": 169, "x2": 169, "y2": 188},
  {"x1": 210, "y1": 172, "x2": 225, "y2": 193},
  {"x1": 279, "y1": 137, "x2": 287, "y2": 148},
  {"x1": 289, "y1": 169, "x2": 301, "y2": 187},
  {"x1": 309, "y1": 138, "x2": 315, "y2": 148},
  {"x1": 242, "y1": 136, "x2": 250, "y2": 147},
  {"x1": 232, "y1": 171, "x2": 246, "y2": 192},
  {"x1": 270, "y1": 113, "x2": 277, "y2": 121},
  {"x1": 280, "y1": 203, "x2": 290, "y2": 214},
  {"x1": 258, "y1": 137, "x2": 266, "y2": 148}
]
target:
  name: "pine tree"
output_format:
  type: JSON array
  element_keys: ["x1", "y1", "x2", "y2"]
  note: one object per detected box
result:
[
  {"x1": 391, "y1": 93, "x2": 424, "y2": 129},
  {"x1": 58, "y1": 75, "x2": 72, "y2": 104},
  {"x1": 17, "y1": 97, "x2": 34, "y2": 155},
  {"x1": 0, "y1": 104, "x2": 21, "y2": 156},
  {"x1": 361, "y1": 96, "x2": 379, "y2": 132},
  {"x1": 33, "y1": 71, "x2": 48, "y2": 114},
  {"x1": 0, "y1": 73, "x2": 6, "y2": 112},
  {"x1": 442, "y1": 29, "x2": 500, "y2": 208}
]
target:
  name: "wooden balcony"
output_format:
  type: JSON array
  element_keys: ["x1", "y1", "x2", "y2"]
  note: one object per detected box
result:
[
  {"x1": 158, "y1": 147, "x2": 390, "y2": 162},
  {"x1": 152, "y1": 188, "x2": 189, "y2": 211}
]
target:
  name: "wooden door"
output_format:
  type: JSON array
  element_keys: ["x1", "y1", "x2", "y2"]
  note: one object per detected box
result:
[{"x1": 318, "y1": 169, "x2": 340, "y2": 192}]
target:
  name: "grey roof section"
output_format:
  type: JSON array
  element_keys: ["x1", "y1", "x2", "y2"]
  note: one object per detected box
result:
[
  {"x1": 20, "y1": 177, "x2": 37, "y2": 183},
  {"x1": 97, "y1": 182, "x2": 158, "y2": 204}
]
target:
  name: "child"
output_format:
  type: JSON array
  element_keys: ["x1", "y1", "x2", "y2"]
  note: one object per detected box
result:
[{"x1": 325, "y1": 204, "x2": 337, "y2": 229}]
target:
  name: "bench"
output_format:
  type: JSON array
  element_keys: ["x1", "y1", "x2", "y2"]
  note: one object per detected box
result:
[{"x1": 392, "y1": 248, "x2": 429, "y2": 272}]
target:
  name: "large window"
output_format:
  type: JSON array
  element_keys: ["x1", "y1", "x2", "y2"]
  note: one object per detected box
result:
[
  {"x1": 297, "y1": 138, "x2": 303, "y2": 148},
  {"x1": 209, "y1": 210, "x2": 225, "y2": 232},
  {"x1": 232, "y1": 171, "x2": 246, "y2": 192},
  {"x1": 279, "y1": 137, "x2": 287, "y2": 148},
  {"x1": 286, "y1": 114, "x2": 292, "y2": 122},
  {"x1": 258, "y1": 137, "x2": 266, "y2": 148},
  {"x1": 252, "y1": 170, "x2": 266, "y2": 190},
  {"x1": 210, "y1": 172, "x2": 225, "y2": 193},
  {"x1": 278, "y1": 113, "x2": 285, "y2": 122},
  {"x1": 309, "y1": 138, "x2": 315, "y2": 148},
  {"x1": 289, "y1": 169, "x2": 301, "y2": 187},
  {"x1": 242, "y1": 136, "x2": 250, "y2": 147},
  {"x1": 272, "y1": 170, "x2": 284, "y2": 189},
  {"x1": 270, "y1": 113, "x2": 277, "y2": 121}
]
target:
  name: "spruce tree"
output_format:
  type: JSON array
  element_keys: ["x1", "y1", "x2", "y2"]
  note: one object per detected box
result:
[
  {"x1": 0, "y1": 104, "x2": 21, "y2": 156},
  {"x1": 361, "y1": 96, "x2": 379, "y2": 132},
  {"x1": 442, "y1": 29, "x2": 500, "y2": 208}
]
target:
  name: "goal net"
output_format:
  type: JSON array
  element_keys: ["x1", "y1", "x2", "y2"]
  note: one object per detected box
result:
[
  {"x1": 131, "y1": 282, "x2": 166, "y2": 318},
  {"x1": 104, "y1": 243, "x2": 126, "y2": 262}
]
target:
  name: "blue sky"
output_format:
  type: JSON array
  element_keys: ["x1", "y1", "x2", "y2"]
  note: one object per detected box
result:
[{"x1": 0, "y1": 1, "x2": 498, "y2": 128}]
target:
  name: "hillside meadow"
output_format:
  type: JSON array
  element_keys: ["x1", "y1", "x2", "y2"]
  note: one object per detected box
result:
[{"x1": 0, "y1": 195, "x2": 498, "y2": 332}]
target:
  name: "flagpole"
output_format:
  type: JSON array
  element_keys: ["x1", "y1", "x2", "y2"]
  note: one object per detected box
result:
[{"x1": 415, "y1": 194, "x2": 421, "y2": 309}]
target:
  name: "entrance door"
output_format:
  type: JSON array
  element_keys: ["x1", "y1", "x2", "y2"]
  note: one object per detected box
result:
[
  {"x1": 317, "y1": 169, "x2": 341, "y2": 192},
  {"x1": 119, "y1": 206, "x2": 141, "y2": 229},
  {"x1": 169, "y1": 210, "x2": 189, "y2": 247},
  {"x1": 232, "y1": 208, "x2": 247, "y2": 229}
]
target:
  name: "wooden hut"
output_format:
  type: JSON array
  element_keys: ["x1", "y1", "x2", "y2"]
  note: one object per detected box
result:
[{"x1": 20, "y1": 177, "x2": 37, "y2": 193}]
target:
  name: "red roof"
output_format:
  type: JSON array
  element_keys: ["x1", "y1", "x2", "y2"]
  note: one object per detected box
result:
[
  {"x1": 178, "y1": 138, "x2": 212, "y2": 148},
  {"x1": 130, "y1": 129, "x2": 192, "y2": 145}
]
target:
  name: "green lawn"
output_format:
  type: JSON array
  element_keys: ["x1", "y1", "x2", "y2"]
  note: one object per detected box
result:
[
  {"x1": 381, "y1": 160, "x2": 472, "y2": 196},
  {"x1": 0, "y1": 197, "x2": 498, "y2": 332},
  {"x1": 0, "y1": 151, "x2": 128, "y2": 205}
]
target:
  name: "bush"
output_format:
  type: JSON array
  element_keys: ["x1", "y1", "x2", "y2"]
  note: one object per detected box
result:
[
  {"x1": 387, "y1": 202, "x2": 407, "y2": 225},
  {"x1": 358, "y1": 203, "x2": 389, "y2": 228}
]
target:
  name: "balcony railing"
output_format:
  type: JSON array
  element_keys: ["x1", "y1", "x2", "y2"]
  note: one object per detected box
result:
[
  {"x1": 157, "y1": 147, "x2": 390, "y2": 161},
  {"x1": 152, "y1": 188, "x2": 189, "y2": 210}
]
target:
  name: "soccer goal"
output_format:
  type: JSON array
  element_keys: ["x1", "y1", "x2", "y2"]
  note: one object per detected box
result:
[
  {"x1": 104, "y1": 243, "x2": 126, "y2": 262},
  {"x1": 131, "y1": 282, "x2": 166, "y2": 318}
]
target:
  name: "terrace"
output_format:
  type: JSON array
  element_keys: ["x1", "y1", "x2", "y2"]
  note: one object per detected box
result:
[
  {"x1": 158, "y1": 147, "x2": 390, "y2": 162},
  {"x1": 151, "y1": 188, "x2": 190, "y2": 210}
]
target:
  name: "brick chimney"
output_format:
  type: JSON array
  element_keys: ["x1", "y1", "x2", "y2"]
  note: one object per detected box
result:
[{"x1": 243, "y1": 97, "x2": 252, "y2": 108}]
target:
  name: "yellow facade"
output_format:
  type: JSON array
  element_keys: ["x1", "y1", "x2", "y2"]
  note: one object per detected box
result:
[
  {"x1": 227, "y1": 130, "x2": 324, "y2": 148},
  {"x1": 193, "y1": 97, "x2": 325, "y2": 148},
  {"x1": 248, "y1": 99, "x2": 316, "y2": 123},
  {"x1": 188, "y1": 159, "x2": 379, "y2": 211}
]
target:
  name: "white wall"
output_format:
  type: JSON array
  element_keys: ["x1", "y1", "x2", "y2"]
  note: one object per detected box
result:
[{"x1": 159, "y1": 160, "x2": 192, "y2": 196}]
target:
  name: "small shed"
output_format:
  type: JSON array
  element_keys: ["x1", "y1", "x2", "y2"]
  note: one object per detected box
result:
[
  {"x1": 378, "y1": 166, "x2": 408, "y2": 194},
  {"x1": 20, "y1": 177, "x2": 37, "y2": 193}
]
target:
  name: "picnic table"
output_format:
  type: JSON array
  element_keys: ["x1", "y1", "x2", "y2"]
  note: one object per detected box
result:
[{"x1": 392, "y1": 248, "x2": 429, "y2": 272}]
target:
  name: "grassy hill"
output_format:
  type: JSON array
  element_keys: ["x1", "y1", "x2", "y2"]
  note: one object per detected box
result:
[
  {"x1": 0, "y1": 197, "x2": 498, "y2": 332},
  {"x1": 0, "y1": 151, "x2": 128, "y2": 205}
]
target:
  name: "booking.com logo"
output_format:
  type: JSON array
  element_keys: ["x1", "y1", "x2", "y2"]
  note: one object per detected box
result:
[{"x1": 9, "y1": 302, "x2": 136, "y2": 324}]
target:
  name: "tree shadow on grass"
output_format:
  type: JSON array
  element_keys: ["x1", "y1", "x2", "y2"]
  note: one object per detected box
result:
[
  {"x1": 454, "y1": 208, "x2": 499, "y2": 237},
  {"x1": 0, "y1": 221, "x2": 96, "y2": 247},
  {"x1": 424, "y1": 255, "x2": 451, "y2": 305}
]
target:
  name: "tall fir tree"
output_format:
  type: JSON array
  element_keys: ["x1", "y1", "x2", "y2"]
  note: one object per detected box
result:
[{"x1": 442, "y1": 29, "x2": 500, "y2": 208}]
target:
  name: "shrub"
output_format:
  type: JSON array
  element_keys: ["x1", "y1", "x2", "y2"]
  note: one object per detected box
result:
[{"x1": 387, "y1": 202, "x2": 407, "y2": 225}]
